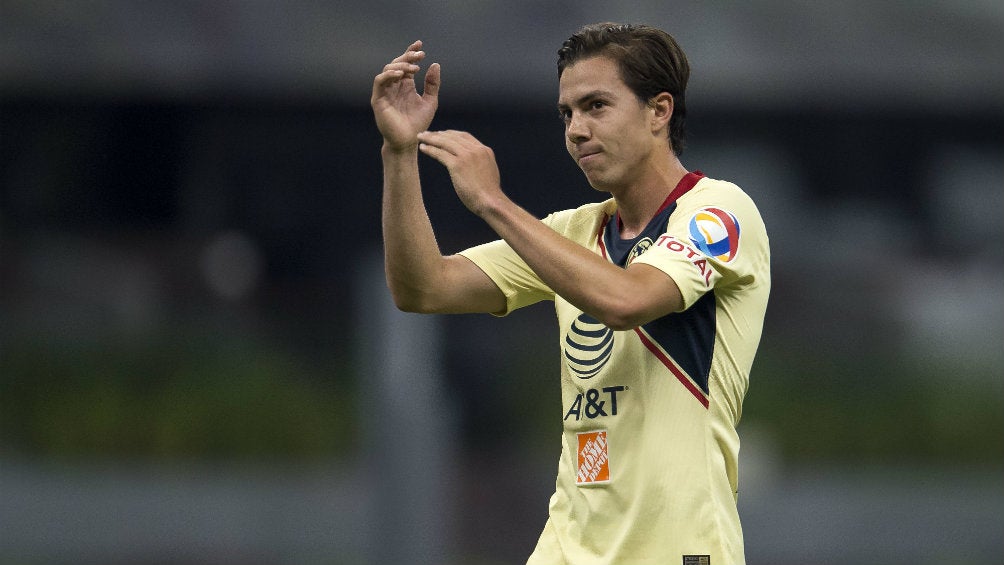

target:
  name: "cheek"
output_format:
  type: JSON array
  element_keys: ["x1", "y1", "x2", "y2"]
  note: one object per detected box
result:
[{"x1": 622, "y1": 129, "x2": 652, "y2": 160}]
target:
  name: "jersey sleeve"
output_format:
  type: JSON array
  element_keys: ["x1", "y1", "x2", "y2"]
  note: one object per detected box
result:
[
  {"x1": 632, "y1": 179, "x2": 770, "y2": 311},
  {"x1": 458, "y1": 238, "x2": 552, "y2": 316},
  {"x1": 457, "y1": 211, "x2": 579, "y2": 316}
]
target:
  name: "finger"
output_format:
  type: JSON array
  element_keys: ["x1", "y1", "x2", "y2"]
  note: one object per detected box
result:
[
  {"x1": 420, "y1": 130, "x2": 483, "y2": 151},
  {"x1": 419, "y1": 130, "x2": 485, "y2": 155},
  {"x1": 416, "y1": 131, "x2": 445, "y2": 151},
  {"x1": 373, "y1": 68, "x2": 408, "y2": 89},
  {"x1": 416, "y1": 130, "x2": 457, "y2": 149},
  {"x1": 422, "y1": 62, "x2": 441, "y2": 99},
  {"x1": 391, "y1": 50, "x2": 425, "y2": 67},
  {"x1": 383, "y1": 61, "x2": 420, "y2": 74},
  {"x1": 391, "y1": 43, "x2": 426, "y2": 65},
  {"x1": 379, "y1": 62, "x2": 420, "y2": 83},
  {"x1": 418, "y1": 140, "x2": 454, "y2": 165},
  {"x1": 421, "y1": 129, "x2": 475, "y2": 150}
]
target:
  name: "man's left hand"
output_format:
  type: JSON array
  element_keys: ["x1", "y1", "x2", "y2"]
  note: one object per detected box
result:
[{"x1": 417, "y1": 130, "x2": 506, "y2": 217}]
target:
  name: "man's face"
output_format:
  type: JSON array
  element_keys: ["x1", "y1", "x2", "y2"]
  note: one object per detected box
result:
[{"x1": 557, "y1": 55, "x2": 656, "y2": 193}]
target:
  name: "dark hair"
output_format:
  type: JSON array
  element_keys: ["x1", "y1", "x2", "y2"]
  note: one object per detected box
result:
[{"x1": 558, "y1": 23, "x2": 690, "y2": 155}]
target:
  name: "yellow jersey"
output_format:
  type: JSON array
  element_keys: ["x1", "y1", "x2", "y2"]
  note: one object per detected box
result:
[{"x1": 459, "y1": 172, "x2": 770, "y2": 565}]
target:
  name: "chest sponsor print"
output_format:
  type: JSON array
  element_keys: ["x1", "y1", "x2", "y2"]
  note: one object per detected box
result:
[
  {"x1": 576, "y1": 430, "x2": 611, "y2": 485},
  {"x1": 564, "y1": 385, "x2": 626, "y2": 421},
  {"x1": 564, "y1": 313, "x2": 614, "y2": 379}
]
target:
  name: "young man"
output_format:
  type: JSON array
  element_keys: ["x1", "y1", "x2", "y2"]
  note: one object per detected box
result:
[{"x1": 371, "y1": 22, "x2": 770, "y2": 564}]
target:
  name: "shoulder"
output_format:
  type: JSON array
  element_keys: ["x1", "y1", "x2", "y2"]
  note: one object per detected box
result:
[
  {"x1": 685, "y1": 176, "x2": 756, "y2": 207},
  {"x1": 675, "y1": 176, "x2": 765, "y2": 232},
  {"x1": 542, "y1": 198, "x2": 617, "y2": 237},
  {"x1": 666, "y1": 175, "x2": 770, "y2": 277}
]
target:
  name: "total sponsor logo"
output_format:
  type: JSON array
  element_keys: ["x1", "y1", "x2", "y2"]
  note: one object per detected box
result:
[{"x1": 653, "y1": 234, "x2": 717, "y2": 287}]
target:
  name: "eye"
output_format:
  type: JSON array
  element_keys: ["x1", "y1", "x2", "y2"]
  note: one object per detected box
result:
[
  {"x1": 558, "y1": 108, "x2": 572, "y2": 123},
  {"x1": 590, "y1": 100, "x2": 605, "y2": 111}
]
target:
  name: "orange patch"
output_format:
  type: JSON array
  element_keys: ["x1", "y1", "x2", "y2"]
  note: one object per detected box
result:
[{"x1": 576, "y1": 430, "x2": 610, "y2": 485}]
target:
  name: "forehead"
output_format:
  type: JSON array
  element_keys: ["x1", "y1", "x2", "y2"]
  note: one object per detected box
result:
[{"x1": 557, "y1": 55, "x2": 630, "y2": 105}]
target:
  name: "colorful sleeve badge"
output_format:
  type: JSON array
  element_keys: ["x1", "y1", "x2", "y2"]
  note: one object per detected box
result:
[{"x1": 688, "y1": 207, "x2": 741, "y2": 262}]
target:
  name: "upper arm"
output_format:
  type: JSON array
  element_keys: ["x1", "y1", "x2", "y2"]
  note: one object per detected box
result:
[
  {"x1": 439, "y1": 254, "x2": 508, "y2": 314},
  {"x1": 425, "y1": 254, "x2": 507, "y2": 314},
  {"x1": 385, "y1": 252, "x2": 505, "y2": 315}
]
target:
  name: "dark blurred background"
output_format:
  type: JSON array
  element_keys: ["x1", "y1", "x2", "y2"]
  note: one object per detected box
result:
[{"x1": 1, "y1": 2, "x2": 1002, "y2": 564}]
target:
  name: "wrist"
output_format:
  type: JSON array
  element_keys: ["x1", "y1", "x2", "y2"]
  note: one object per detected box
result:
[
  {"x1": 382, "y1": 140, "x2": 420, "y2": 156},
  {"x1": 473, "y1": 190, "x2": 511, "y2": 222}
]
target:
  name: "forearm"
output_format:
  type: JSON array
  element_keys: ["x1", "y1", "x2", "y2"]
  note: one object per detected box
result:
[
  {"x1": 476, "y1": 195, "x2": 681, "y2": 330},
  {"x1": 381, "y1": 144, "x2": 448, "y2": 310},
  {"x1": 410, "y1": 128, "x2": 677, "y2": 323}
]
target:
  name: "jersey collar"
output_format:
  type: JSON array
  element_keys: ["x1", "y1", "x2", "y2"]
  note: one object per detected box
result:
[
  {"x1": 614, "y1": 170, "x2": 705, "y2": 234},
  {"x1": 599, "y1": 171, "x2": 706, "y2": 266}
]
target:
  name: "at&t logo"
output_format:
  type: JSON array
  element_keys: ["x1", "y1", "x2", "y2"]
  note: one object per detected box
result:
[{"x1": 564, "y1": 313, "x2": 614, "y2": 379}]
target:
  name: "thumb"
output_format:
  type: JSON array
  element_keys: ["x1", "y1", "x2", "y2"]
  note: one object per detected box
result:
[{"x1": 423, "y1": 62, "x2": 441, "y2": 100}]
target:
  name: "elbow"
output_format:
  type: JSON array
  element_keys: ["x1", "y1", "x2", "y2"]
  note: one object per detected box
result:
[
  {"x1": 590, "y1": 295, "x2": 683, "y2": 332},
  {"x1": 388, "y1": 286, "x2": 434, "y2": 314},
  {"x1": 590, "y1": 305, "x2": 645, "y2": 332},
  {"x1": 391, "y1": 295, "x2": 422, "y2": 313},
  {"x1": 598, "y1": 313, "x2": 643, "y2": 333},
  {"x1": 384, "y1": 264, "x2": 438, "y2": 313},
  {"x1": 593, "y1": 275, "x2": 685, "y2": 331},
  {"x1": 387, "y1": 281, "x2": 444, "y2": 314}
]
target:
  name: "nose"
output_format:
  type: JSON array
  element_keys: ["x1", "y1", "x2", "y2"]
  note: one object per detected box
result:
[{"x1": 566, "y1": 112, "x2": 589, "y2": 143}]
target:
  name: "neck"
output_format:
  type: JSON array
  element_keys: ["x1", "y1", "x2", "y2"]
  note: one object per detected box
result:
[{"x1": 614, "y1": 156, "x2": 689, "y2": 239}]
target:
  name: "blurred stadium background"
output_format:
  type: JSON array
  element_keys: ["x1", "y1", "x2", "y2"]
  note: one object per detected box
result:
[{"x1": 1, "y1": 2, "x2": 1002, "y2": 564}]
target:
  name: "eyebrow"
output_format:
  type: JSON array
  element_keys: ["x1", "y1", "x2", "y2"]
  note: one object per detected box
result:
[{"x1": 557, "y1": 89, "x2": 617, "y2": 111}]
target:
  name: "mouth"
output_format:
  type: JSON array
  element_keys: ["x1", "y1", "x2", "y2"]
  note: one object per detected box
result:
[{"x1": 577, "y1": 149, "x2": 601, "y2": 166}]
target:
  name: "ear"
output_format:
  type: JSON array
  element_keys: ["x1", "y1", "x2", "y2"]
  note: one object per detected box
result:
[{"x1": 649, "y1": 92, "x2": 673, "y2": 135}]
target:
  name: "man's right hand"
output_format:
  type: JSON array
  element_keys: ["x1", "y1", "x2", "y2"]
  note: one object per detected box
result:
[{"x1": 371, "y1": 41, "x2": 441, "y2": 152}]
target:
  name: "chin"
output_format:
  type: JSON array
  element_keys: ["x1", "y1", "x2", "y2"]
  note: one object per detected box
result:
[
  {"x1": 588, "y1": 181, "x2": 613, "y2": 194},
  {"x1": 583, "y1": 173, "x2": 615, "y2": 193}
]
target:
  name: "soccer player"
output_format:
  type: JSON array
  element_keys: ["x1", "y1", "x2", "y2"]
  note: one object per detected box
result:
[{"x1": 371, "y1": 22, "x2": 770, "y2": 564}]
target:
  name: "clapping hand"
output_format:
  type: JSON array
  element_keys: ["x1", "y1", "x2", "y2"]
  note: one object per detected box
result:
[{"x1": 371, "y1": 41, "x2": 441, "y2": 152}]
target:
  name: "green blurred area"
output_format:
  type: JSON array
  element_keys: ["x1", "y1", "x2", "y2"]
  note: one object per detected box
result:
[
  {"x1": 745, "y1": 345, "x2": 1004, "y2": 467},
  {"x1": 0, "y1": 333, "x2": 356, "y2": 461},
  {"x1": 3, "y1": 332, "x2": 1001, "y2": 468}
]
